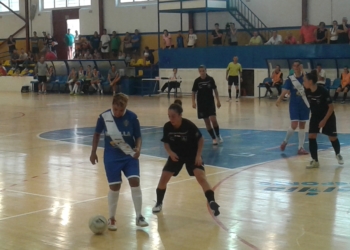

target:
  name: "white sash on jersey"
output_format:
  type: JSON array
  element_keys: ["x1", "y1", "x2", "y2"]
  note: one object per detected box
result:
[
  {"x1": 101, "y1": 110, "x2": 135, "y2": 157},
  {"x1": 289, "y1": 75, "x2": 310, "y2": 108}
]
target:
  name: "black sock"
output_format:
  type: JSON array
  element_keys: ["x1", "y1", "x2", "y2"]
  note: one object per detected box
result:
[
  {"x1": 213, "y1": 126, "x2": 220, "y2": 136},
  {"x1": 228, "y1": 89, "x2": 231, "y2": 98},
  {"x1": 331, "y1": 139, "x2": 340, "y2": 155},
  {"x1": 334, "y1": 92, "x2": 338, "y2": 101},
  {"x1": 309, "y1": 138, "x2": 318, "y2": 161},
  {"x1": 343, "y1": 92, "x2": 347, "y2": 101},
  {"x1": 156, "y1": 188, "x2": 166, "y2": 205},
  {"x1": 236, "y1": 89, "x2": 239, "y2": 98},
  {"x1": 208, "y1": 129, "x2": 216, "y2": 139},
  {"x1": 205, "y1": 190, "x2": 215, "y2": 203}
]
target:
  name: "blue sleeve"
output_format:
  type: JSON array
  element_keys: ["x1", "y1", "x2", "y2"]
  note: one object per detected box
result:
[
  {"x1": 95, "y1": 116, "x2": 105, "y2": 134},
  {"x1": 283, "y1": 78, "x2": 292, "y2": 90},
  {"x1": 133, "y1": 116, "x2": 141, "y2": 139}
]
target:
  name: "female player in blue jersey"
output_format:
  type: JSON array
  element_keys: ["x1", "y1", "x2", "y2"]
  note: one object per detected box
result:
[
  {"x1": 276, "y1": 60, "x2": 309, "y2": 155},
  {"x1": 90, "y1": 93, "x2": 148, "y2": 231}
]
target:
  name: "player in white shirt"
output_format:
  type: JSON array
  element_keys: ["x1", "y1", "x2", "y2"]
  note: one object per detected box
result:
[{"x1": 187, "y1": 29, "x2": 197, "y2": 48}]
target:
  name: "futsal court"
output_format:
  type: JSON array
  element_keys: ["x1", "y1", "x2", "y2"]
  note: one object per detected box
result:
[{"x1": 0, "y1": 92, "x2": 349, "y2": 250}]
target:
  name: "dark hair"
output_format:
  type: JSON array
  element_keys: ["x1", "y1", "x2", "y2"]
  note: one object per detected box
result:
[
  {"x1": 305, "y1": 70, "x2": 318, "y2": 84},
  {"x1": 169, "y1": 99, "x2": 183, "y2": 115},
  {"x1": 198, "y1": 65, "x2": 206, "y2": 70},
  {"x1": 276, "y1": 64, "x2": 280, "y2": 68},
  {"x1": 317, "y1": 63, "x2": 322, "y2": 67},
  {"x1": 215, "y1": 23, "x2": 219, "y2": 26},
  {"x1": 293, "y1": 59, "x2": 302, "y2": 65},
  {"x1": 173, "y1": 68, "x2": 177, "y2": 71}
]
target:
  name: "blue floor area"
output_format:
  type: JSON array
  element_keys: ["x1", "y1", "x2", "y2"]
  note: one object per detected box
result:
[{"x1": 40, "y1": 127, "x2": 350, "y2": 169}]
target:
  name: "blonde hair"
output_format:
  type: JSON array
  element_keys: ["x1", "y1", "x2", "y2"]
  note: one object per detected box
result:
[{"x1": 112, "y1": 93, "x2": 129, "y2": 108}]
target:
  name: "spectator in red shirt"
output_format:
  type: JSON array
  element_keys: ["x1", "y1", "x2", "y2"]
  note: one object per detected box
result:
[
  {"x1": 284, "y1": 32, "x2": 298, "y2": 44},
  {"x1": 300, "y1": 19, "x2": 317, "y2": 44}
]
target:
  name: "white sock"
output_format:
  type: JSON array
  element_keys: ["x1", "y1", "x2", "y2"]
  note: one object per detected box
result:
[
  {"x1": 98, "y1": 83, "x2": 102, "y2": 90},
  {"x1": 298, "y1": 129, "x2": 306, "y2": 149},
  {"x1": 69, "y1": 85, "x2": 72, "y2": 92},
  {"x1": 108, "y1": 189, "x2": 119, "y2": 219},
  {"x1": 284, "y1": 128, "x2": 295, "y2": 143},
  {"x1": 92, "y1": 85, "x2": 97, "y2": 90},
  {"x1": 72, "y1": 84, "x2": 77, "y2": 93},
  {"x1": 131, "y1": 186, "x2": 142, "y2": 218}
]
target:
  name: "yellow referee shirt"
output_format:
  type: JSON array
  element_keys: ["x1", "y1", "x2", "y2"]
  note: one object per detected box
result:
[{"x1": 226, "y1": 62, "x2": 242, "y2": 76}]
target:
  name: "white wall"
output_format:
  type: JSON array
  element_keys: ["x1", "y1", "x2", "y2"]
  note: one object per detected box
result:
[
  {"x1": 309, "y1": 0, "x2": 350, "y2": 25},
  {"x1": 194, "y1": 12, "x2": 243, "y2": 31}
]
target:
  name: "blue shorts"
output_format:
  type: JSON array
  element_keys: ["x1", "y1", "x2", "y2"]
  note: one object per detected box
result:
[
  {"x1": 289, "y1": 104, "x2": 310, "y2": 121},
  {"x1": 104, "y1": 157, "x2": 139, "y2": 185}
]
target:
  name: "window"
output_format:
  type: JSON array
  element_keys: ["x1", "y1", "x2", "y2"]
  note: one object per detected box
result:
[
  {"x1": 119, "y1": 0, "x2": 154, "y2": 4},
  {"x1": 0, "y1": 0, "x2": 20, "y2": 12},
  {"x1": 43, "y1": 0, "x2": 91, "y2": 9}
]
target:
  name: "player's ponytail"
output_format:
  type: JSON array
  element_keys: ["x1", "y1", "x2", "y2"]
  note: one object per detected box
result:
[
  {"x1": 169, "y1": 99, "x2": 183, "y2": 115},
  {"x1": 306, "y1": 70, "x2": 318, "y2": 84}
]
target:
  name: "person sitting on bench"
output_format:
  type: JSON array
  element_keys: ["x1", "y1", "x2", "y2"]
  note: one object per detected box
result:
[
  {"x1": 264, "y1": 65, "x2": 283, "y2": 98},
  {"x1": 160, "y1": 68, "x2": 181, "y2": 95}
]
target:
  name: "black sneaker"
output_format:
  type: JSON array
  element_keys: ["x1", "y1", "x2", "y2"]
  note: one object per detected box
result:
[{"x1": 209, "y1": 201, "x2": 220, "y2": 216}]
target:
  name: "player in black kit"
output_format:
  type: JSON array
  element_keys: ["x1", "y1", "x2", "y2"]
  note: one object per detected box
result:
[
  {"x1": 304, "y1": 70, "x2": 344, "y2": 168},
  {"x1": 192, "y1": 65, "x2": 222, "y2": 145},
  {"x1": 152, "y1": 99, "x2": 220, "y2": 216}
]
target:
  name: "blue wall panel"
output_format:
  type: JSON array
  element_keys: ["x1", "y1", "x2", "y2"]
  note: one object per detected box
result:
[{"x1": 159, "y1": 45, "x2": 350, "y2": 69}]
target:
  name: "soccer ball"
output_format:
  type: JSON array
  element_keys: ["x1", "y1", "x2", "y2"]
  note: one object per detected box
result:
[{"x1": 88, "y1": 215, "x2": 107, "y2": 234}]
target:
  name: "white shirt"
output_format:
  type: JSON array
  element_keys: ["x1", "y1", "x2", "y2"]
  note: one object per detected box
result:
[
  {"x1": 317, "y1": 69, "x2": 326, "y2": 84},
  {"x1": 265, "y1": 35, "x2": 282, "y2": 45},
  {"x1": 100, "y1": 34, "x2": 111, "y2": 52},
  {"x1": 169, "y1": 73, "x2": 181, "y2": 82},
  {"x1": 330, "y1": 27, "x2": 338, "y2": 41},
  {"x1": 187, "y1": 34, "x2": 197, "y2": 46}
]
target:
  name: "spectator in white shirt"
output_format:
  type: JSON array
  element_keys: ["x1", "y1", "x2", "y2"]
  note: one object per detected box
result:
[
  {"x1": 160, "y1": 68, "x2": 182, "y2": 95},
  {"x1": 100, "y1": 29, "x2": 110, "y2": 59},
  {"x1": 316, "y1": 63, "x2": 326, "y2": 85},
  {"x1": 265, "y1": 31, "x2": 282, "y2": 45},
  {"x1": 330, "y1": 20, "x2": 339, "y2": 44},
  {"x1": 187, "y1": 29, "x2": 197, "y2": 48}
]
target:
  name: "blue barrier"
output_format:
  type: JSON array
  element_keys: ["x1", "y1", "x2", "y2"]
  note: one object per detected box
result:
[{"x1": 158, "y1": 45, "x2": 350, "y2": 69}]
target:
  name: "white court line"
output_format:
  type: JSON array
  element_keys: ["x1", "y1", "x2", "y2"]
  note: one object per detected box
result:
[{"x1": 5, "y1": 189, "x2": 75, "y2": 202}]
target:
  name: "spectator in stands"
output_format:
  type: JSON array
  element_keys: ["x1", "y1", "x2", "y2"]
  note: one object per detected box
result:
[
  {"x1": 65, "y1": 29, "x2": 74, "y2": 59},
  {"x1": 264, "y1": 65, "x2": 283, "y2": 98},
  {"x1": 10, "y1": 49, "x2": 19, "y2": 69},
  {"x1": 42, "y1": 32, "x2": 47, "y2": 48},
  {"x1": 111, "y1": 31, "x2": 121, "y2": 58},
  {"x1": 125, "y1": 54, "x2": 131, "y2": 66},
  {"x1": 337, "y1": 17, "x2": 349, "y2": 44},
  {"x1": 160, "y1": 68, "x2": 181, "y2": 95},
  {"x1": 100, "y1": 29, "x2": 110, "y2": 59},
  {"x1": 47, "y1": 66, "x2": 56, "y2": 88},
  {"x1": 84, "y1": 50, "x2": 93, "y2": 60},
  {"x1": 7, "y1": 35, "x2": 16, "y2": 55},
  {"x1": 118, "y1": 51, "x2": 125, "y2": 60},
  {"x1": 85, "y1": 65, "x2": 92, "y2": 81},
  {"x1": 284, "y1": 32, "x2": 298, "y2": 44},
  {"x1": 67, "y1": 67, "x2": 78, "y2": 95},
  {"x1": 46, "y1": 34, "x2": 57, "y2": 54},
  {"x1": 265, "y1": 31, "x2": 282, "y2": 45},
  {"x1": 163, "y1": 30, "x2": 173, "y2": 49},
  {"x1": 334, "y1": 67, "x2": 350, "y2": 104},
  {"x1": 93, "y1": 49, "x2": 102, "y2": 60},
  {"x1": 18, "y1": 49, "x2": 28, "y2": 69},
  {"x1": 31, "y1": 31, "x2": 39, "y2": 61},
  {"x1": 108, "y1": 64, "x2": 121, "y2": 96},
  {"x1": 315, "y1": 22, "x2": 328, "y2": 44},
  {"x1": 177, "y1": 31, "x2": 184, "y2": 48},
  {"x1": 35, "y1": 56, "x2": 49, "y2": 95},
  {"x1": 45, "y1": 48, "x2": 57, "y2": 60},
  {"x1": 0, "y1": 62, "x2": 7, "y2": 76},
  {"x1": 91, "y1": 66, "x2": 103, "y2": 94},
  {"x1": 91, "y1": 32, "x2": 101, "y2": 53},
  {"x1": 300, "y1": 19, "x2": 317, "y2": 44},
  {"x1": 212, "y1": 23, "x2": 223, "y2": 46},
  {"x1": 187, "y1": 28, "x2": 197, "y2": 48},
  {"x1": 248, "y1": 31, "x2": 263, "y2": 45},
  {"x1": 131, "y1": 29, "x2": 141, "y2": 55},
  {"x1": 229, "y1": 23, "x2": 238, "y2": 46},
  {"x1": 144, "y1": 46, "x2": 155, "y2": 64},
  {"x1": 123, "y1": 32, "x2": 132, "y2": 53},
  {"x1": 316, "y1": 64, "x2": 326, "y2": 85},
  {"x1": 74, "y1": 31, "x2": 80, "y2": 54},
  {"x1": 329, "y1": 21, "x2": 339, "y2": 44}
]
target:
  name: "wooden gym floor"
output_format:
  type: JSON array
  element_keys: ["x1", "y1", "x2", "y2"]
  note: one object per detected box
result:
[{"x1": 0, "y1": 92, "x2": 349, "y2": 250}]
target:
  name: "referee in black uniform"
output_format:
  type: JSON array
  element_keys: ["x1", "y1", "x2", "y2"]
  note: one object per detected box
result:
[
  {"x1": 192, "y1": 65, "x2": 222, "y2": 145},
  {"x1": 304, "y1": 70, "x2": 344, "y2": 168},
  {"x1": 152, "y1": 100, "x2": 220, "y2": 216}
]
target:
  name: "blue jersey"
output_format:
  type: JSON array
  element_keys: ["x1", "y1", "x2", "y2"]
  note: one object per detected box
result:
[{"x1": 95, "y1": 109, "x2": 141, "y2": 160}]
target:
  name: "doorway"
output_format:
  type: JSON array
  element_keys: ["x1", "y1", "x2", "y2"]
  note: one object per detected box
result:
[{"x1": 67, "y1": 19, "x2": 80, "y2": 59}]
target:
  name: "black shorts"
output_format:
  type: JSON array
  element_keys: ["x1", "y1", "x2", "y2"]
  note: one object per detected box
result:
[
  {"x1": 309, "y1": 114, "x2": 337, "y2": 137},
  {"x1": 32, "y1": 47, "x2": 39, "y2": 54},
  {"x1": 163, "y1": 157, "x2": 205, "y2": 177},
  {"x1": 197, "y1": 103, "x2": 216, "y2": 119},
  {"x1": 339, "y1": 85, "x2": 350, "y2": 91},
  {"x1": 228, "y1": 76, "x2": 239, "y2": 86},
  {"x1": 38, "y1": 75, "x2": 47, "y2": 83}
]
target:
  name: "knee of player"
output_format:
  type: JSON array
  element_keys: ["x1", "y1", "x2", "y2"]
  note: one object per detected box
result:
[
  {"x1": 328, "y1": 136, "x2": 338, "y2": 142},
  {"x1": 128, "y1": 177, "x2": 140, "y2": 187},
  {"x1": 109, "y1": 183, "x2": 121, "y2": 191},
  {"x1": 308, "y1": 133, "x2": 317, "y2": 139}
]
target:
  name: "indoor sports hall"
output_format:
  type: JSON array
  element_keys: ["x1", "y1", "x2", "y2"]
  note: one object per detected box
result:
[{"x1": 0, "y1": 0, "x2": 350, "y2": 250}]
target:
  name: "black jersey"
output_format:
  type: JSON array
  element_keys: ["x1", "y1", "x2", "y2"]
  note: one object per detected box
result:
[
  {"x1": 305, "y1": 86, "x2": 333, "y2": 118},
  {"x1": 192, "y1": 75, "x2": 217, "y2": 105},
  {"x1": 161, "y1": 118, "x2": 202, "y2": 158}
]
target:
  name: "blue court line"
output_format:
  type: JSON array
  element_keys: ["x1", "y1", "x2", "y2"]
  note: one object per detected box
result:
[{"x1": 39, "y1": 127, "x2": 350, "y2": 169}]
